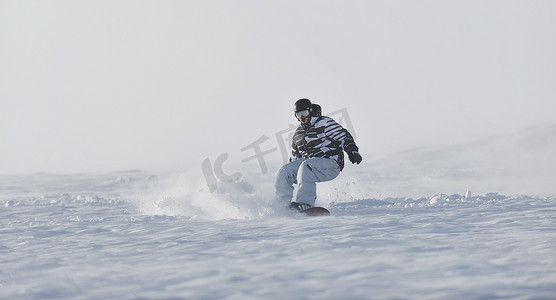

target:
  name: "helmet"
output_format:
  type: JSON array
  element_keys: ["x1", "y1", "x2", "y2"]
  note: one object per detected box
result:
[
  {"x1": 294, "y1": 98, "x2": 312, "y2": 125},
  {"x1": 294, "y1": 98, "x2": 312, "y2": 113},
  {"x1": 310, "y1": 103, "x2": 321, "y2": 117}
]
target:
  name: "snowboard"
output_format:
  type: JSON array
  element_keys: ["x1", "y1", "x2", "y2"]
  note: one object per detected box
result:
[
  {"x1": 290, "y1": 202, "x2": 330, "y2": 216},
  {"x1": 300, "y1": 206, "x2": 330, "y2": 216}
]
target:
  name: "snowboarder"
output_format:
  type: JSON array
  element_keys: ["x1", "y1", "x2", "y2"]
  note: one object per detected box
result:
[{"x1": 275, "y1": 98, "x2": 362, "y2": 211}]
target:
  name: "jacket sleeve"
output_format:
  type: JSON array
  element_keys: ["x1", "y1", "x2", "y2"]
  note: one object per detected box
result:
[
  {"x1": 290, "y1": 140, "x2": 302, "y2": 162},
  {"x1": 342, "y1": 130, "x2": 358, "y2": 154},
  {"x1": 324, "y1": 118, "x2": 359, "y2": 154}
]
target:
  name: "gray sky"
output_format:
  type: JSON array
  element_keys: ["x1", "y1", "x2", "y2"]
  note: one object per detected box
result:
[{"x1": 1, "y1": 0, "x2": 555, "y2": 174}]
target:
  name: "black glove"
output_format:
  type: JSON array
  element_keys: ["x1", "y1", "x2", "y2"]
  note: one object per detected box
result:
[{"x1": 348, "y1": 151, "x2": 362, "y2": 164}]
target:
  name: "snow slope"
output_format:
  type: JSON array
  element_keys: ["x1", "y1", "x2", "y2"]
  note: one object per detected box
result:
[{"x1": 1, "y1": 124, "x2": 556, "y2": 299}]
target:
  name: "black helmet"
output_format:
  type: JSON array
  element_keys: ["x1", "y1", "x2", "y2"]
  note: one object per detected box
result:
[
  {"x1": 294, "y1": 98, "x2": 312, "y2": 113},
  {"x1": 310, "y1": 103, "x2": 321, "y2": 117}
]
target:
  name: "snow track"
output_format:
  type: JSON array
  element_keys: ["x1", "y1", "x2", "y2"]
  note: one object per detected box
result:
[{"x1": 1, "y1": 171, "x2": 555, "y2": 299}]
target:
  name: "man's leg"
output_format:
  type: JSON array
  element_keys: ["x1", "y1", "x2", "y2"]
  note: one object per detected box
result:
[
  {"x1": 274, "y1": 159, "x2": 304, "y2": 206},
  {"x1": 296, "y1": 157, "x2": 341, "y2": 206}
]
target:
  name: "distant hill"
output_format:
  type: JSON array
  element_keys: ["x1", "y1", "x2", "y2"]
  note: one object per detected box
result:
[{"x1": 361, "y1": 122, "x2": 556, "y2": 197}]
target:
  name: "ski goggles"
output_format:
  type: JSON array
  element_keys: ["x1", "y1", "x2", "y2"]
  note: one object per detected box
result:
[{"x1": 295, "y1": 109, "x2": 310, "y2": 118}]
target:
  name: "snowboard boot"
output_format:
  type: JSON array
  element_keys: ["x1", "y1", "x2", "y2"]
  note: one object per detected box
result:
[{"x1": 289, "y1": 202, "x2": 313, "y2": 212}]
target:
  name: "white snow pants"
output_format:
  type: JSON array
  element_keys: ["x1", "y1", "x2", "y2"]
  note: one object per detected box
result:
[{"x1": 274, "y1": 157, "x2": 341, "y2": 206}]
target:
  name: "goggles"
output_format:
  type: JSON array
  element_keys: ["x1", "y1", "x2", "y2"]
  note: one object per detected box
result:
[{"x1": 295, "y1": 109, "x2": 310, "y2": 118}]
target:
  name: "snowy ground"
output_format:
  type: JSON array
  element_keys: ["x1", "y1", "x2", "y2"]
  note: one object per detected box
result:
[{"x1": 1, "y1": 125, "x2": 556, "y2": 299}]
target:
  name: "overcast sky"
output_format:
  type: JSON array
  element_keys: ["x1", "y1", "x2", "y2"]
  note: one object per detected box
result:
[{"x1": 1, "y1": 0, "x2": 555, "y2": 174}]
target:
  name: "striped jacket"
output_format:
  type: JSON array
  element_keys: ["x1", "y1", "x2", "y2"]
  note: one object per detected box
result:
[{"x1": 291, "y1": 116, "x2": 358, "y2": 171}]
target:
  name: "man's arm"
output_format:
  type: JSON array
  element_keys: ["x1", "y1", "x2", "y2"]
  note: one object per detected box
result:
[
  {"x1": 324, "y1": 118, "x2": 362, "y2": 164},
  {"x1": 290, "y1": 140, "x2": 302, "y2": 162}
]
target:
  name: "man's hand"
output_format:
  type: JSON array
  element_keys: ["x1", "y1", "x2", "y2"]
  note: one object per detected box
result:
[{"x1": 348, "y1": 151, "x2": 362, "y2": 164}]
